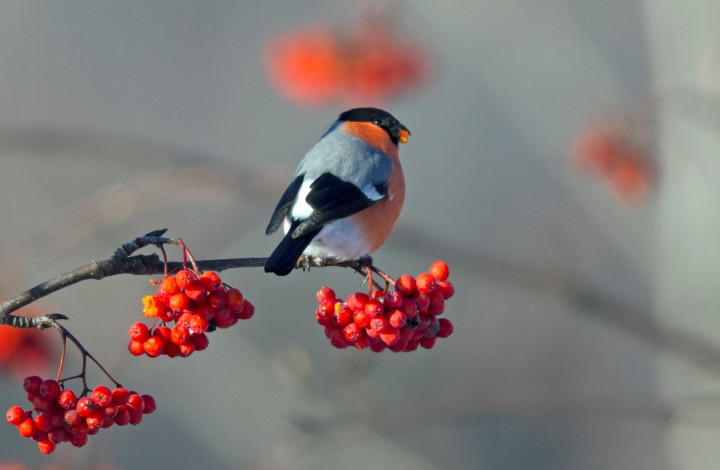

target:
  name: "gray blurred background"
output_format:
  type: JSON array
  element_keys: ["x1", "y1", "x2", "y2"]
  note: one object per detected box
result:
[{"x1": 1, "y1": 1, "x2": 720, "y2": 469}]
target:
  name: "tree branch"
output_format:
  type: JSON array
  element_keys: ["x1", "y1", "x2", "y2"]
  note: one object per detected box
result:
[{"x1": 0, "y1": 231, "x2": 373, "y2": 328}]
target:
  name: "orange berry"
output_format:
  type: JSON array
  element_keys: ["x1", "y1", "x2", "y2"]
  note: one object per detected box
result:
[{"x1": 429, "y1": 260, "x2": 450, "y2": 281}]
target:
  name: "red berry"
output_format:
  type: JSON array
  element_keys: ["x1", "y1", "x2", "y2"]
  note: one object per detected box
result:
[
  {"x1": 31, "y1": 396, "x2": 54, "y2": 413},
  {"x1": 168, "y1": 292, "x2": 191, "y2": 311},
  {"x1": 315, "y1": 304, "x2": 333, "y2": 326},
  {"x1": 189, "y1": 313, "x2": 209, "y2": 334},
  {"x1": 70, "y1": 433, "x2": 88, "y2": 447},
  {"x1": 58, "y1": 389, "x2": 78, "y2": 410},
  {"x1": 332, "y1": 304, "x2": 353, "y2": 327},
  {"x1": 129, "y1": 411, "x2": 144, "y2": 425},
  {"x1": 112, "y1": 387, "x2": 130, "y2": 405},
  {"x1": 114, "y1": 405, "x2": 131, "y2": 426},
  {"x1": 34, "y1": 413, "x2": 53, "y2": 432},
  {"x1": 85, "y1": 415, "x2": 103, "y2": 429},
  {"x1": 207, "y1": 290, "x2": 227, "y2": 309},
  {"x1": 171, "y1": 325, "x2": 191, "y2": 345},
  {"x1": 364, "y1": 299, "x2": 384, "y2": 317},
  {"x1": 76, "y1": 397, "x2": 95, "y2": 418},
  {"x1": 226, "y1": 288, "x2": 244, "y2": 311},
  {"x1": 213, "y1": 308, "x2": 234, "y2": 328},
  {"x1": 368, "y1": 315, "x2": 389, "y2": 333},
  {"x1": 416, "y1": 273, "x2": 436, "y2": 293},
  {"x1": 370, "y1": 341, "x2": 387, "y2": 353},
  {"x1": 159, "y1": 276, "x2": 180, "y2": 296},
  {"x1": 383, "y1": 290, "x2": 404, "y2": 309},
  {"x1": 436, "y1": 280, "x2": 455, "y2": 299},
  {"x1": 174, "y1": 269, "x2": 195, "y2": 290},
  {"x1": 199, "y1": 271, "x2": 222, "y2": 291},
  {"x1": 191, "y1": 332, "x2": 210, "y2": 351},
  {"x1": 129, "y1": 322, "x2": 150, "y2": 342},
  {"x1": 352, "y1": 309, "x2": 371, "y2": 329},
  {"x1": 39, "y1": 379, "x2": 61, "y2": 400},
  {"x1": 395, "y1": 274, "x2": 417, "y2": 297},
  {"x1": 401, "y1": 298, "x2": 418, "y2": 319},
  {"x1": 316, "y1": 286, "x2": 335, "y2": 303},
  {"x1": 429, "y1": 260, "x2": 450, "y2": 281},
  {"x1": 414, "y1": 292, "x2": 431, "y2": 311},
  {"x1": 437, "y1": 318, "x2": 454, "y2": 338},
  {"x1": 18, "y1": 417, "x2": 37, "y2": 437},
  {"x1": 236, "y1": 300, "x2": 255, "y2": 320},
  {"x1": 48, "y1": 427, "x2": 69, "y2": 444},
  {"x1": 346, "y1": 292, "x2": 369, "y2": 311},
  {"x1": 23, "y1": 375, "x2": 42, "y2": 395},
  {"x1": 128, "y1": 339, "x2": 145, "y2": 356},
  {"x1": 419, "y1": 336, "x2": 437, "y2": 349},
  {"x1": 183, "y1": 280, "x2": 206, "y2": 303},
  {"x1": 388, "y1": 309, "x2": 407, "y2": 328},
  {"x1": 343, "y1": 323, "x2": 363, "y2": 342},
  {"x1": 6, "y1": 405, "x2": 26, "y2": 425},
  {"x1": 91, "y1": 385, "x2": 113, "y2": 407},
  {"x1": 178, "y1": 342, "x2": 195, "y2": 357},
  {"x1": 153, "y1": 326, "x2": 172, "y2": 344},
  {"x1": 37, "y1": 439, "x2": 56, "y2": 454},
  {"x1": 127, "y1": 394, "x2": 145, "y2": 413},
  {"x1": 380, "y1": 328, "x2": 400, "y2": 346},
  {"x1": 63, "y1": 409, "x2": 81, "y2": 427},
  {"x1": 143, "y1": 336, "x2": 165, "y2": 357},
  {"x1": 194, "y1": 303, "x2": 215, "y2": 321}
]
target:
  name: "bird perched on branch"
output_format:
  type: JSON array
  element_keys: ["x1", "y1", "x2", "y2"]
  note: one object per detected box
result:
[{"x1": 264, "y1": 107, "x2": 410, "y2": 275}]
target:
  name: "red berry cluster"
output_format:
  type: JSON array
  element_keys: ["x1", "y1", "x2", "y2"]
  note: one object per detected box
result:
[
  {"x1": 315, "y1": 261, "x2": 455, "y2": 352},
  {"x1": 571, "y1": 123, "x2": 654, "y2": 204},
  {"x1": 5, "y1": 376, "x2": 155, "y2": 454},
  {"x1": 128, "y1": 269, "x2": 253, "y2": 358}
]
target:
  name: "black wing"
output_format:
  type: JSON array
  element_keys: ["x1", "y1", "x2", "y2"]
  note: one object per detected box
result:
[
  {"x1": 265, "y1": 173, "x2": 305, "y2": 235},
  {"x1": 291, "y1": 172, "x2": 378, "y2": 239}
]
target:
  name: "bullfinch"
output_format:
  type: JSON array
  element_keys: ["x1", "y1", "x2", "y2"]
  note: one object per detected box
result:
[{"x1": 264, "y1": 107, "x2": 410, "y2": 276}]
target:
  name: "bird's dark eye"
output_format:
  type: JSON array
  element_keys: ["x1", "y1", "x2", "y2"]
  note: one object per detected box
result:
[{"x1": 373, "y1": 118, "x2": 382, "y2": 126}]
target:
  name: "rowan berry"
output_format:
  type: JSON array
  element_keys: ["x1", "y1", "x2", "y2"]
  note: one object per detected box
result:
[
  {"x1": 38, "y1": 379, "x2": 60, "y2": 400},
  {"x1": 168, "y1": 292, "x2": 191, "y2": 312},
  {"x1": 199, "y1": 271, "x2": 222, "y2": 291},
  {"x1": 437, "y1": 318, "x2": 454, "y2": 338},
  {"x1": 34, "y1": 413, "x2": 53, "y2": 432},
  {"x1": 114, "y1": 406, "x2": 131, "y2": 426},
  {"x1": 343, "y1": 323, "x2": 363, "y2": 342},
  {"x1": 153, "y1": 326, "x2": 172, "y2": 344},
  {"x1": 23, "y1": 376, "x2": 42, "y2": 395},
  {"x1": 111, "y1": 387, "x2": 129, "y2": 405},
  {"x1": 127, "y1": 394, "x2": 145, "y2": 413},
  {"x1": 236, "y1": 300, "x2": 255, "y2": 320},
  {"x1": 388, "y1": 309, "x2": 407, "y2": 328},
  {"x1": 129, "y1": 322, "x2": 150, "y2": 342},
  {"x1": 174, "y1": 269, "x2": 195, "y2": 290},
  {"x1": 6, "y1": 405, "x2": 26, "y2": 425},
  {"x1": 170, "y1": 325, "x2": 191, "y2": 345},
  {"x1": 395, "y1": 274, "x2": 417, "y2": 297},
  {"x1": 37, "y1": 438, "x2": 56, "y2": 454},
  {"x1": 143, "y1": 336, "x2": 164, "y2": 357},
  {"x1": 91, "y1": 385, "x2": 113, "y2": 407},
  {"x1": 183, "y1": 280, "x2": 206, "y2": 303},
  {"x1": 18, "y1": 417, "x2": 37, "y2": 438},
  {"x1": 429, "y1": 260, "x2": 450, "y2": 281},
  {"x1": 189, "y1": 313, "x2": 209, "y2": 334},
  {"x1": 191, "y1": 332, "x2": 210, "y2": 351},
  {"x1": 316, "y1": 286, "x2": 335, "y2": 303},
  {"x1": 364, "y1": 299, "x2": 384, "y2": 317},
  {"x1": 128, "y1": 339, "x2": 145, "y2": 356},
  {"x1": 159, "y1": 276, "x2": 180, "y2": 296},
  {"x1": 226, "y1": 288, "x2": 244, "y2": 311},
  {"x1": 352, "y1": 309, "x2": 371, "y2": 329},
  {"x1": 62, "y1": 409, "x2": 80, "y2": 427},
  {"x1": 76, "y1": 397, "x2": 95, "y2": 418},
  {"x1": 332, "y1": 304, "x2": 353, "y2": 327}
]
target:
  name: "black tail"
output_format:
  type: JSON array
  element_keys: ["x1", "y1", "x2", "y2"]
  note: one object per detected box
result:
[{"x1": 264, "y1": 230, "x2": 318, "y2": 276}]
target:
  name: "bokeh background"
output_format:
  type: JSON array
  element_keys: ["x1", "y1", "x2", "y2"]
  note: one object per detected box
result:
[{"x1": 1, "y1": 1, "x2": 720, "y2": 469}]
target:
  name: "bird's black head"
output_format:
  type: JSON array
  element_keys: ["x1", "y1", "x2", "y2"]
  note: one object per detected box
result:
[{"x1": 338, "y1": 107, "x2": 410, "y2": 145}]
